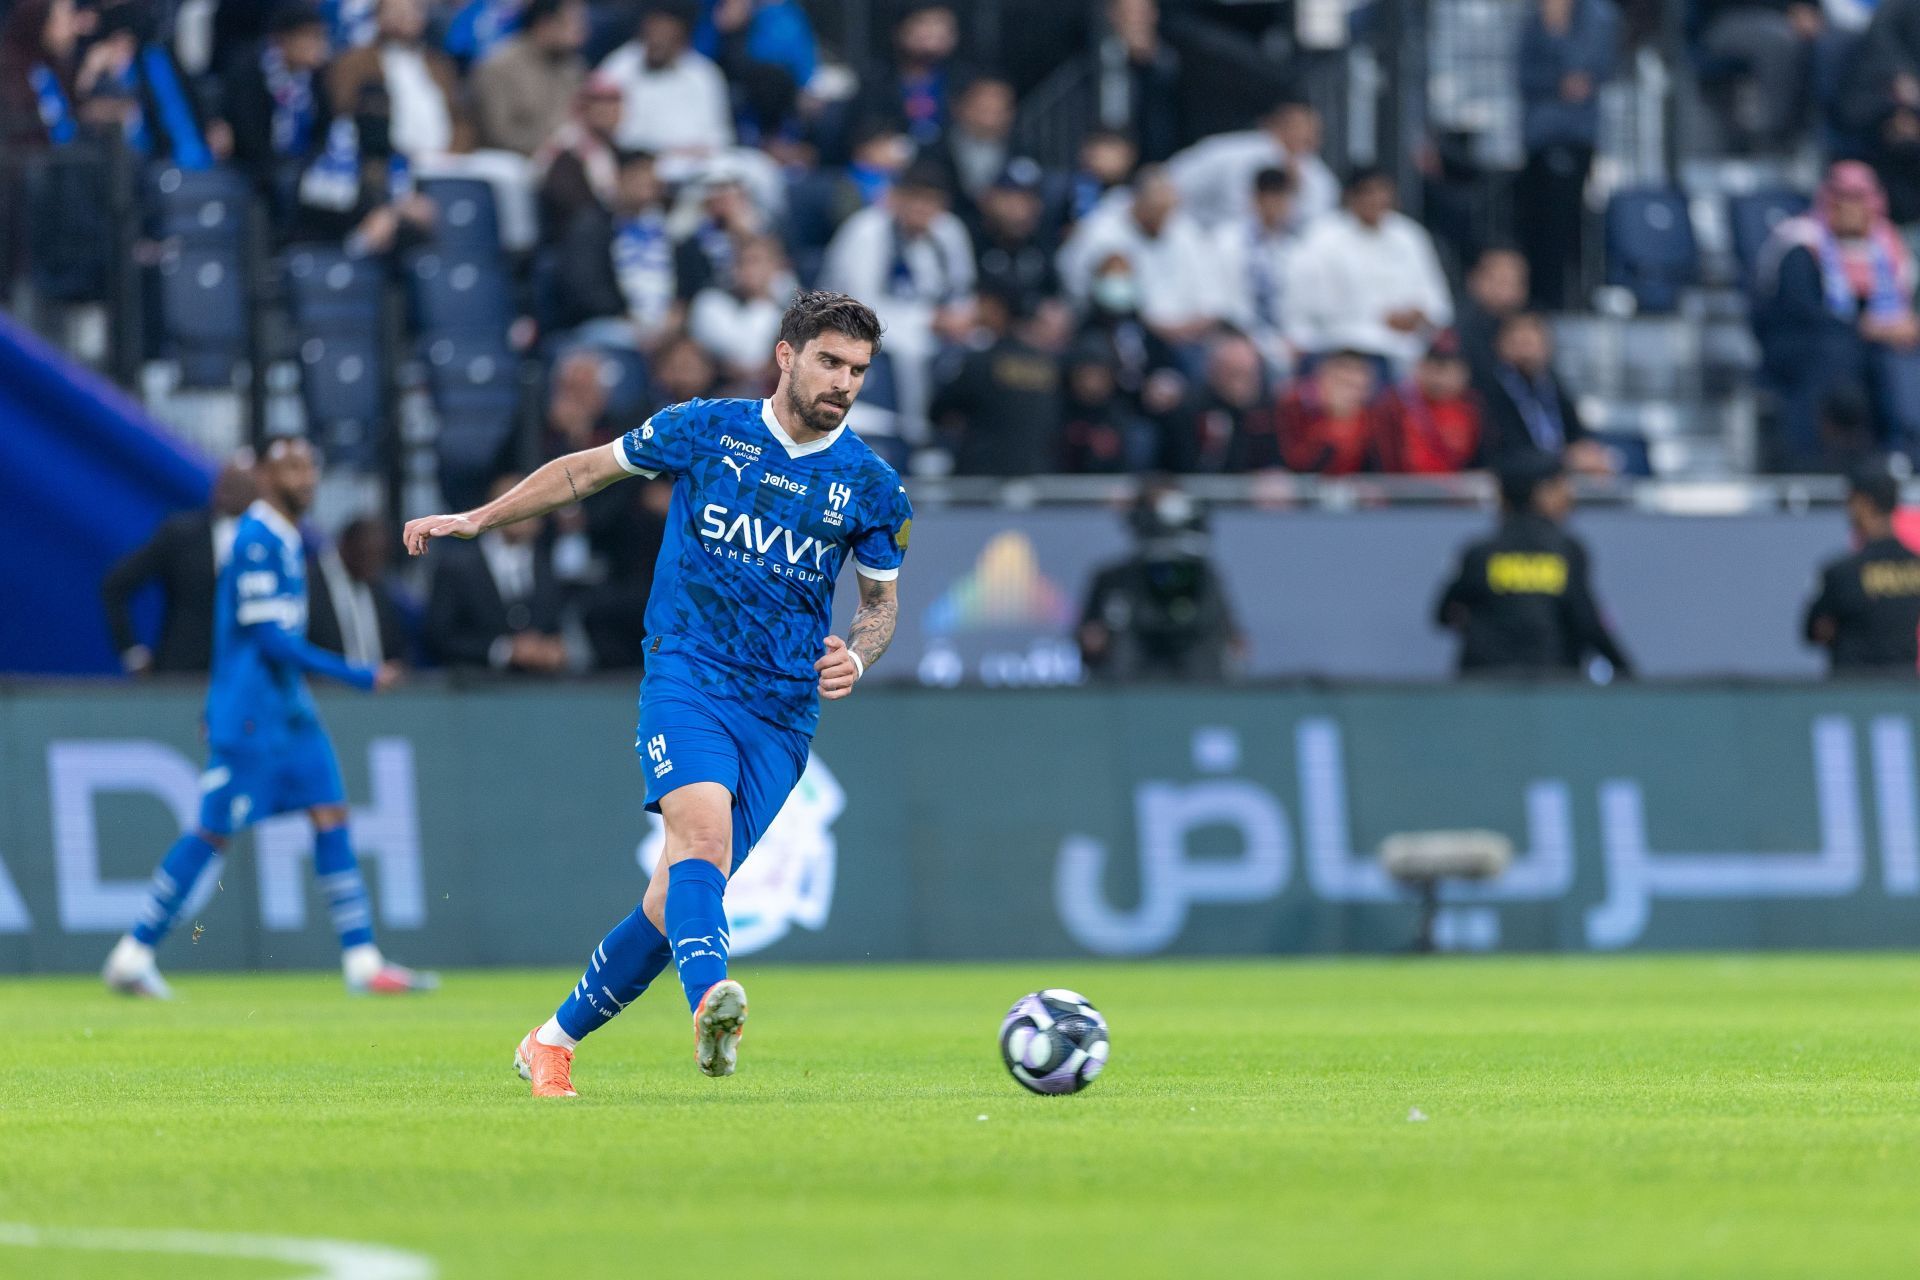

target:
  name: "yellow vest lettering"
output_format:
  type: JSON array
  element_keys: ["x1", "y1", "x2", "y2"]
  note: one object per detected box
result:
[{"x1": 1486, "y1": 552, "x2": 1568, "y2": 595}]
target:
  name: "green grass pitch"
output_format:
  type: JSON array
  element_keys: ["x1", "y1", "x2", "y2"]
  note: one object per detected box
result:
[{"x1": 4, "y1": 955, "x2": 1920, "y2": 1278}]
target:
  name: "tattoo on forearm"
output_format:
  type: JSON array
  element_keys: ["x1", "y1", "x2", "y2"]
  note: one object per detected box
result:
[
  {"x1": 849, "y1": 579, "x2": 898, "y2": 671},
  {"x1": 563, "y1": 463, "x2": 580, "y2": 502}
]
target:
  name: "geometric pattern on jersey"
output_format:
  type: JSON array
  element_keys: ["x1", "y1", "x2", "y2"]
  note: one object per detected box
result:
[{"x1": 615, "y1": 397, "x2": 912, "y2": 736}]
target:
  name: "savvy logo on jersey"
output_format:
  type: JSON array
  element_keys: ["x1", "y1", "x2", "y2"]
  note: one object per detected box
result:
[{"x1": 699, "y1": 503, "x2": 834, "y2": 576}]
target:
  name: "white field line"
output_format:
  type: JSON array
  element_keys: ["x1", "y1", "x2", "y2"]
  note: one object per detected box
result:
[{"x1": 0, "y1": 1223, "x2": 435, "y2": 1279}]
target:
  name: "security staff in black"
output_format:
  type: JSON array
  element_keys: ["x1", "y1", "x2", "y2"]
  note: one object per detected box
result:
[
  {"x1": 1435, "y1": 454, "x2": 1634, "y2": 677},
  {"x1": 1803, "y1": 467, "x2": 1920, "y2": 677}
]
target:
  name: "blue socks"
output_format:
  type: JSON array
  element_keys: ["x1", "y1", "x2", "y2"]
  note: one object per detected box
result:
[
  {"x1": 553, "y1": 907, "x2": 674, "y2": 1041},
  {"x1": 665, "y1": 859, "x2": 730, "y2": 1012},
  {"x1": 313, "y1": 825, "x2": 375, "y2": 950},
  {"x1": 130, "y1": 832, "x2": 221, "y2": 946}
]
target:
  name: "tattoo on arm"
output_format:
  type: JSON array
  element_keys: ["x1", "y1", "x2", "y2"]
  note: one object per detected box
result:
[
  {"x1": 848, "y1": 576, "x2": 898, "y2": 672},
  {"x1": 563, "y1": 463, "x2": 580, "y2": 502}
]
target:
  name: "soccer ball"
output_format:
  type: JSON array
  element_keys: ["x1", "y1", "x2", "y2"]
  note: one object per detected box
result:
[{"x1": 998, "y1": 989, "x2": 1109, "y2": 1095}]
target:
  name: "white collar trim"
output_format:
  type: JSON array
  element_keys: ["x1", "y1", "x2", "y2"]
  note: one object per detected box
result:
[
  {"x1": 248, "y1": 499, "x2": 302, "y2": 548},
  {"x1": 761, "y1": 399, "x2": 845, "y2": 459}
]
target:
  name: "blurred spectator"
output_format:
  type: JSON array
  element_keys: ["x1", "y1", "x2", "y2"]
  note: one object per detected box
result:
[
  {"x1": 220, "y1": 2, "x2": 335, "y2": 196},
  {"x1": 698, "y1": 0, "x2": 819, "y2": 148},
  {"x1": 689, "y1": 233, "x2": 793, "y2": 386},
  {"x1": 1480, "y1": 312, "x2": 1612, "y2": 473},
  {"x1": 1159, "y1": 330, "x2": 1272, "y2": 472},
  {"x1": 1211, "y1": 166, "x2": 1299, "y2": 376},
  {"x1": 1168, "y1": 94, "x2": 1336, "y2": 231},
  {"x1": 310, "y1": 515, "x2": 413, "y2": 667},
  {"x1": 0, "y1": 0, "x2": 89, "y2": 154},
  {"x1": 1804, "y1": 464, "x2": 1920, "y2": 674},
  {"x1": 327, "y1": 0, "x2": 474, "y2": 158},
  {"x1": 445, "y1": 0, "x2": 530, "y2": 68},
  {"x1": 971, "y1": 160, "x2": 1060, "y2": 316},
  {"x1": 1284, "y1": 168, "x2": 1452, "y2": 370},
  {"x1": 1069, "y1": 0, "x2": 1183, "y2": 163},
  {"x1": 541, "y1": 346, "x2": 619, "y2": 457},
  {"x1": 820, "y1": 159, "x2": 977, "y2": 441},
  {"x1": 1060, "y1": 165, "x2": 1228, "y2": 349},
  {"x1": 837, "y1": 115, "x2": 913, "y2": 210},
  {"x1": 426, "y1": 471, "x2": 570, "y2": 672},
  {"x1": 1078, "y1": 484, "x2": 1241, "y2": 681},
  {"x1": 532, "y1": 71, "x2": 622, "y2": 243},
  {"x1": 644, "y1": 329, "x2": 722, "y2": 411},
  {"x1": 598, "y1": 0, "x2": 732, "y2": 163},
  {"x1": 1060, "y1": 126, "x2": 1140, "y2": 227},
  {"x1": 1754, "y1": 160, "x2": 1920, "y2": 466},
  {"x1": 1076, "y1": 248, "x2": 1189, "y2": 421},
  {"x1": 1435, "y1": 453, "x2": 1634, "y2": 677},
  {"x1": 1835, "y1": 0, "x2": 1920, "y2": 222},
  {"x1": 1372, "y1": 332, "x2": 1485, "y2": 474},
  {"x1": 671, "y1": 161, "x2": 769, "y2": 298},
  {"x1": 1696, "y1": 0, "x2": 1824, "y2": 152},
  {"x1": 1269, "y1": 348, "x2": 1378, "y2": 475},
  {"x1": 554, "y1": 147, "x2": 679, "y2": 346},
  {"x1": 853, "y1": 0, "x2": 963, "y2": 149},
  {"x1": 328, "y1": 0, "x2": 381, "y2": 50},
  {"x1": 472, "y1": 0, "x2": 587, "y2": 156},
  {"x1": 930, "y1": 291, "x2": 1067, "y2": 475},
  {"x1": 1059, "y1": 339, "x2": 1156, "y2": 473},
  {"x1": 924, "y1": 72, "x2": 1016, "y2": 224},
  {"x1": 100, "y1": 453, "x2": 256, "y2": 677},
  {"x1": 1517, "y1": 0, "x2": 1618, "y2": 309},
  {"x1": 296, "y1": 82, "x2": 438, "y2": 253},
  {"x1": 1457, "y1": 246, "x2": 1530, "y2": 385}
]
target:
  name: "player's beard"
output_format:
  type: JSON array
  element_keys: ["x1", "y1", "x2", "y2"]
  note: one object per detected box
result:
[{"x1": 786, "y1": 381, "x2": 850, "y2": 437}]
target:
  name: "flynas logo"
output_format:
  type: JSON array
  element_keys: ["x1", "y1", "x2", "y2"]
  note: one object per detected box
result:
[
  {"x1": 638, "y1": 753, "x2": 843, "y2": 954},
  {"x1": 925, "y1": 531, "x2": 1074, "y2": 635}
]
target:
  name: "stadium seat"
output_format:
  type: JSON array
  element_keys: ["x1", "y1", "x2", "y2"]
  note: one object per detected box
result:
[
  {"x1": 1727, "y1": 189, "x2": 1810, "y2": 283},
  {"x1": 417, "y1": 177, "x2": 501, "y2": 256},
  {"x1": 155, "y1": 245, "x2": 248, "y2": 388},
  {"x1": 146, "y1": 164, "x2": 252, "y2": 247},
  {"x1": 1605, "y1": 189, "x2": 1700, "y2": 314},
  {"x1": 1590, "y1": 430, "x2": 1655, "y2": 477},
  {"x1": 286, "y1": 248, "x2": 387, "y2": 332},
  {"x1": 297, "y1": 330, "x2": 386, "y2": 469},
  {"x1": 407, "y1": 249, "x2": 514, "y2": 338},
  {"x1": 425, "y1": 334, "x2": 522, "y2": 507}
]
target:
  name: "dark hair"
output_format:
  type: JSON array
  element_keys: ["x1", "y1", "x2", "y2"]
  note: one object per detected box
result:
[
  {"x1": 1253, "y1": 166, "x2": 1293, "y2": 196},
  {"x1": 614, "y1": 147, "x2": 657, "y2": 170},
  {"x1": 523, "y1": 0, "x2": 576, "y2": 28},
  {"x1": 268, "y1": 1, "x2": 329, "y2": 36},
  {"x1": 779, "y1": 292, "x2": 884, "y2": 357},
  {"x1": 1497, "y1": 452, "x2": 1566, "y2": 512},
  {"x1": 641, "y1": 0, "x2": 698, "y2": 30},
  {"x1": 1342, "y1": 165, "x2": 1393, "y2": 198},
  {"x1": 895, "y1": 159, "x2": 952, "y2": 198},
  {"x1": 1849, "y1": 464, "x2": 1901, "y2": 516}
]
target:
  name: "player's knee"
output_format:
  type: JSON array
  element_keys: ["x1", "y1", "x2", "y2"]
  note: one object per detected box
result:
[{"x1": 667, "y1": 833, "x2": 731, "y2": 874}]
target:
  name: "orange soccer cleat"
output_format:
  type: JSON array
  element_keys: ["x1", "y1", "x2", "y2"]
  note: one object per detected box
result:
[
  {"x1": 514, "y1": 1027, "x2": 578, "y2": 1098},
  {"x1": 692, "y1": 979, "x2": 748, "y2": 1078}
]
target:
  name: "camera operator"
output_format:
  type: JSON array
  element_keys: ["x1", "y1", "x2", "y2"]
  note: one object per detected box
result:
[{"x1": 1077, "y1": 482, "x2": 1243, "y2": 681}]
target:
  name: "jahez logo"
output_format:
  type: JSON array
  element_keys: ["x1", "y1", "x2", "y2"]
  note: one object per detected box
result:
[{"x1": 762, "y1": 473, "x2": 808, "y2": 496}]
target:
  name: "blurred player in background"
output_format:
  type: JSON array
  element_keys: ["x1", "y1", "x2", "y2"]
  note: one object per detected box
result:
[
  {"x1": 404, "y1": 291, "x2": 911, "y2": 1092},
  {"x1": 102, "y1": 439, "x2": 435, "y2": 998},
  {"x1": 1804, "y1": 466, "x2": 1920, "y2": 676}
]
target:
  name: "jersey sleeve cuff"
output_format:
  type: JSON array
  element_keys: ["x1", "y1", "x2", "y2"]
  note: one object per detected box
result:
[
  {"x1": 608, "y1": 440, "x2": 658, "y2": 478},
  {"x1": 853, "y1": 561, "x2": 899, "y2": 581}
]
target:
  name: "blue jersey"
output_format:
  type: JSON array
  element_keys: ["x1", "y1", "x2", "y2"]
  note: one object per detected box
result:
[
  {"x1": 205, "y1": 501, "x2": 374, "y2": 750},
  {"x1": 613, "y1": 397, "x2": 913, "y2": 734}
]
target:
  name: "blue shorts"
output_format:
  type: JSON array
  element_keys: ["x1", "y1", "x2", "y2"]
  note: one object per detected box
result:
[
  {"x1": 196, "y1": 723, "x2": 346, "y2": 836},
  {"x1": 635, "y1": 671, "x2": 810, "y2": 873}
]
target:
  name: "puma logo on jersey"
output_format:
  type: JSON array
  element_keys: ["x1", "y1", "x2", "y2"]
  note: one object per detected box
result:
[
  {"x1": 762, "y1": 472, "x2": 808, "y2": 495},
  {"x1": 721, "y1": 457, "x2": 748, "y2": 481}
]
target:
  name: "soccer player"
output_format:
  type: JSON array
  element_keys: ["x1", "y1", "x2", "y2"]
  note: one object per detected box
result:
[
  {"x1": 402, "y1": 292, "x2": 909, "y2": 1092},
  {"x1": 102, "y1": 439, "x2": 437, "y2": 999}
]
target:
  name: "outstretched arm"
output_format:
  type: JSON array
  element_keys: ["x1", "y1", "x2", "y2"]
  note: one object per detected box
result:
[
  {"x1": 816, "y1": 574, "x2": 898, "y2": 700},
  {"x1": 402, "y1": 444, "x2": 630, "y2": 555}
]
